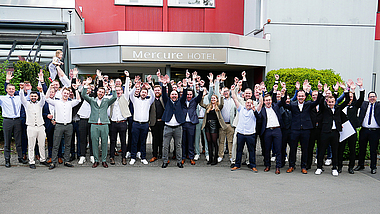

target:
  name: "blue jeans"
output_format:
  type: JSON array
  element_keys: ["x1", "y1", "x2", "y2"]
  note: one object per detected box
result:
[
  {"x1": 131, "y1": 122, "x2": 149, "y2": 159},
  {"x1": 195, "y1": 119, "x2": 208, "y2": 156},
  {"x1": 235, "y1": 133, "x2": 256, "y2": 168}
]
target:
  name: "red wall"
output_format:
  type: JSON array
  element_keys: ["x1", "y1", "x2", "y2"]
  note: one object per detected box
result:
[
  {"x1": 76, "y1": 0, "x2": 244, "y2": 35},
  {"x1": 376, "y1": 12, "x2": 380, "y2": 40}
]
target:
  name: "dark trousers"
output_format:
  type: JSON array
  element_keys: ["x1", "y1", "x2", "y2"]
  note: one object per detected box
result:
[
  {"x1": 289, "y1": 129, "x2": 310, "y2": 169},
  {"x1": 131, "y1": 122, "x2": 149, "y2": 159},
  {"x1": 52, "y1": 124, "x2": 72, "y2": 164},
  {"x1": 306, "y1": 128, "x2": 321, "y2": 169},
  {"x1": 235, "y1": 133, "x2": 256, "y2": 168},
  {"x1": 318, "y1": 130, "x2": 339, "y2": 169},
  {"x1": 45, "y1": 123, "x2": 54, "y2": 158},
  {"x1": 3, "y1": 118, "x2": 22, "y2": 160},
  {"x1": 263, "y1": 128, "x2": 282, "y2": 168},
  {"x1": 70, "y1": 121, "x2": 80, "y2": 157},
  {"x1": 110, "y1": 121, "x2": 127, "y2": 158},
  {"x1": 20, "y1": 117, "x2": 28, "y2": 155},
  {"x1": 79, "y1": 118, "x2": 93, "y2": 157},
  {"x1": 358, "y1": 128, "x2": 380, "y2": 169},
  {"x1": 151, "y1": 121, "x2": 164, "y2": 158},
  {"x1": 338, "y1": 131, "x2": 357, "y2": 169},
  {"x1": 281, "y1": 128, "x2": 291, "y2": 167},
  {"x1": 182, "y1": 122, "x2": 196, "y2": 160},
  {"x1": 127, "y1": 120, "x2": 141, "y2": 153}
]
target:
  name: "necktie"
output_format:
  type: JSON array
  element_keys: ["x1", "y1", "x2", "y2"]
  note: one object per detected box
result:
[
  {"x1": 10, "y1": 96, "x2": 17, "y2": 116},
  {"x1": 368, "y1": 103, "x2": 373, "y2": 125}
]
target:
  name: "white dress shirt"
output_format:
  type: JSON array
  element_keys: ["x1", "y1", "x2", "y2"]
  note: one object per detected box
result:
[
  {"x1": 129, "y1": 87, "x2": 155, "y2": 122},
  {"x1": 265, "y1": 106, "x2": 280, "y2": 128},
  {"x1": 46, "y1": 98, "x2": 80, "y2": 124}
]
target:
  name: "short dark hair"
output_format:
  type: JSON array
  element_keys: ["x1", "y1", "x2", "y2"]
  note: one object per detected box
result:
[
  {"x1": 6, "y1": 84, "x2": 15, "y2": 89},
  {"x1": 368, "y1": 91, "x2": 377, "y2": 98},
  {"x1": 30, "y1": 91, "x2": 38, "y2": 96}
]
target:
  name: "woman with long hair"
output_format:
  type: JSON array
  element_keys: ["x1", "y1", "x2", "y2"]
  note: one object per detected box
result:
[{"x1": 200, "y1": 94, "x2": 227, "y2": 165}]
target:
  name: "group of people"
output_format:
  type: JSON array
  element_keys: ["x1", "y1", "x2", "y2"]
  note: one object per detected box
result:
[{"x1": 1, "y1": 58, "x2": 379, "y2": 176}]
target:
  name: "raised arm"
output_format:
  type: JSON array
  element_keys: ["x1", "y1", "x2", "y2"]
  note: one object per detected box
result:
[
  {"x1": 19, "y1": 88, "x2": 28, "y2": 107},
  {"x1": 231, "y1": 85, "x2": 240, "y2": 109}
]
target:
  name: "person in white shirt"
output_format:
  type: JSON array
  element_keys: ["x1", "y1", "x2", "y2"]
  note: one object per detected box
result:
[
  {"x1": 20, "y1": 86, "x2": 49, "y2": 169},
  {"x1": 46, "y1": 85, "x2": 81, "y2": 169}
]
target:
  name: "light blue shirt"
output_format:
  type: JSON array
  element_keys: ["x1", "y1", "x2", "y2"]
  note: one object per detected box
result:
[
  {"x1": 236, "y1": 105, "x2": 256, "y2": 135},
  {"x1": 0, "y1": 94, "x2": 21, "y2": 118}
]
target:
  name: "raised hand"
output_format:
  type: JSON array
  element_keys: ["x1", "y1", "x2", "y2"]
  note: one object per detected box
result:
[
  {"x1": 156, "y1": 69, "x2": 161, "y2": 78},
  {"x1": 221, "y1": 72, "x2": 227, "y2": 81},
  {"x1": 109, "y1": 79, "x2": 115, "y2": 89},
  {"x1": 356, "y1": 78, "x2": 363, "y2": 88},
  {"x1": 38, "y1": 69, "x2": 44, "y2": 82},
  {"x1": 333, "y1": 82, "x2": 339, "y2": 91},
  {"x1": 280, "y1": 81, "x2": 286, "y2": 89},
  {"x1": 147, "y1": 75, "x2": 152, "y2": 83},
  {"x1": 124, "y1": 70, "x2": 129, "y2": 77},
  {"x1": 19, "y1": 82, "x2": 24, "y2": 90},
  {"x1": 295, "y1": 81, "x2": 300, "y2": 90},
  {"x1": 207, "y1": 73, "x2": 213, "y2": 82},
  {"x1": 216, "y1": 75, "x2": 221, "y2": 81},
  {"x1": 234, "y1": 77, "x2": 239, "y2": 84},
  {"x1": 177, "y1": 81, "x2": 182, "y2": 87},
  {"x1": 200, "y1": 80, "x2": 205, "y2": 87},
  {"x1": 241, "y1": 71, "x2": 246, "y2": 78},
  {"x1": 6, "y1": 71, "x2": 13, "y2": 82},
  {"x1": 96, "y1": 69, "x2": 102, "y2": 77},
  {"x1": 73, "y1": 68, "x2": 79, "y2": 77},
  {"x1": 182, "y1": 78, "x2": 188, "y2": 87},
  {"x1": 302, "y1": 79, "x2": 309, "y2": 91},
  {"x1": 231, "y1": 84, "x2": 235, "y2": 91},
  {"x1": 317, "y1": 81, "x2": 323, "y2": 91},
  {"x1": 274, "y1": 74, "x2": 279, "y2": 80},
  {"x1": 323, "y1": 83, "x2": 329, "y2": 92},
  {"x1": 273, "y1": 84, "x2": 278, "y2": 92}
]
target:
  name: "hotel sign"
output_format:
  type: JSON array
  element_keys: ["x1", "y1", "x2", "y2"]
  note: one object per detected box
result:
[{"x1": 122, "y1": 47, "x2": 226, "y2": 63}]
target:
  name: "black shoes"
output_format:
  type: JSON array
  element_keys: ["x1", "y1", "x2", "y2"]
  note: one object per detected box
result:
[
  {"x1": 49, "y1": 164, "x2": 56, "y2": 170},
  {"x1": 29, "y1": 164, "x2": 36, "y2": 169},
  {"x1": 348, "y1": 168, "x2": 354, "y2": 174},
  {"x1": 371, "y1": 169, "x2": 377, "y2": 174},
  {"x1": 162, "y1": 162, "x2": 169, "y2": 168},
  {"x1": 110, "y1": 157, "x2": 115, "y2": 165},
  {"x1": 211, "y1": 162, "x2": 217, "y2": 166},
  {"x1": 64, "y1": 162, "x2": 74, "y2": 167},
  {"x1": 177, "y1": 163, "x2": 184, "y2": 168},
  {"x1": 18, "y1": 158, "x2": 28, "y2": 164},
  {"x1": 69, "y1": 155, "x2": 76, "y2": 162},
  {"x1": 354, "y1": 165, "x2": 365, "y2": 171},
  {"x1": 337, "y1": 167, "x2": 342, "y2": 173},
  {"x1": 40, "y1": 161, "x2": 49, "y2": 166},
  {"x1": 5, "y1": 160, "x2": 11, "y2": 168}
]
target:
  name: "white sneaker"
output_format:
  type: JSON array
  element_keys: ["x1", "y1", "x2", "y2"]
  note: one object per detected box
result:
[
  {"x1": 90, "y1": 156, "x2": 95, "y2": 164},
  {"x1": 285, "y1": 157, "x2": 288, "y2": 162},
  {"x1": 314, "y1": 158, "x2": 318, "y2": 164},
  {"x1": 137, "y1": 152, "x2": 141, "y2": 159},
  {"x1": 315, "y1": 168, "x2": 323, "y2": 175},
  {"x1": 129, "y1": 159, "x2": 136, "y2": 165},
  {"x1": 271, "y1": 157, "x2": 276, "y2": 162},
  {"x1": 141, "y1": 159, "x2": 148, "y2": 165},
  {"x1": 332, "y1": 169, "x2": 339, "y2": 176},
  {"x1": 194, "y1": 154, "x2": 200, "y2": 161},
  {"x1": 78, "y1": 156, "x2": 86, "y2": 165},
  {"x1": 126, "y1": 152, "x2": 131, "y2": 158},
  {"x1": 217, "y1": 157, "x2": 223, "y2": 163},
  {"x1": 206, "y1": 156, "x2": 209, "y2": 161},
  {"x1": 325, "y1": 159, "x2": 332, "y2": 166}
]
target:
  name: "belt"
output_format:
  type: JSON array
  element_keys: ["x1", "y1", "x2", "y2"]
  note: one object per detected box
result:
[
  {"x1": 166, "y1": 125, "x2": 181, "y2": 129},
  {"x1": 92, "y1": 123, "x2": 106, "y2": 125},
  {"x1": 363, "y1": 127, "x2": 379, "y2": 131},
  {"x1": 157, "y1": 119, "x2": 162, "y2": 121},
  {"x1": 3, "y1": 117, "x2": 20, "y2": 120},
  {"x1": 268, "y1": 126, "x2": 280, "y2": 130},
  {"x1": 237, "y1": 132, "x2": 255, "y2": 136},
  {"x1": 56, "y1": 122, "x2": 72, "y2": 125},
  {"x1": 112, "y1": 120, "x2": 126, "y2": 123},
  {"x1": 225, "y1": 122, "x2": 230, "y2": 124},
  {"x1": 134, "y1": 121, "x2": 148, "y2": 124},
  {"x1": 198, "y1": 117, "x2": 204, "y2": 119},
  {"x1": 80, "y1": 118, "x2": 89, "y2": 120}
]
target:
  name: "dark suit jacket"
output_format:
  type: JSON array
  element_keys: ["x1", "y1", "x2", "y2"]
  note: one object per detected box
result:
[
  {"x1": 282, "y1": 91, "x2": 322, "y2": 130},
  {"x1": 341, "y1": 90, "x2": 364, "y2": 128},
  {"x1": 161, "y1": 86, "x2": 187, "y2": 125},
  {"x1": 358, "y1": 101, "x2": 380, "y2": 127},
  {"x1": 181, "y1": 89, "x2": 203, "y2": 124},
  {"x1": 149, "y1": 96, "x2": 165, "y2": 127},
  {"x1": 320, "y1": 92, "x2": 350, "y2": 133},
  {"x1": 257, "y1": 102, "x2": 284, "y2": 136}
]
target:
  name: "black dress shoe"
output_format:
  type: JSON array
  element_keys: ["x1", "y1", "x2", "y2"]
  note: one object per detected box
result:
[
  {"x1": 122, "y1": 158, "x2": 127, "y2": 165},
  {"x1": 354, "y1": 165, "x2": 365, "y2": 171},
  {"x1": 49, "y1": 164, "x2": 56, "y2": 170},
  {"x1": 162, "y1": 162, "x2": 169, "y2": 168},
  {"x1": 211, "y1": 162, "x2": 217, "y2": 166},
  {"x1": 40, "y1": 161, "x2": 49, "y2": 166},
  {"x1": 337, "y1": 167, "x2": 342, "y2": 173},
  {"x1": 230, "y1": 163, "x2": 235, "y2": 168},
  {"x1": 64, "y1": 162, "x2": 74, "y2": 167},
  {"x1": 177, "y1": 163, "x2": 184, "y2": 168},
  {"x1": 18, "y1": 158, "x2": 28, "y2": 164},
  {"x1": 102, "y1": 162, "x2": 108, "y2": 168},
  {"x1": 348, "y1": 168, "x2": 354, "y2": 174},
  {"x1": 207, "y1": 161, "x2": 211, "y2": 165},
  {"x1": 29, "y1": 164, "x2": 36, "y2": 169},
  {"x1": 70, "y1": 155, "x2": 76, "y2": 162},
  {"x1": 5, "y1": 161, "x2": 11, "y2": 168},
  {"x1": 371, "y1": 169, "x2": 377, "y2": 174}
]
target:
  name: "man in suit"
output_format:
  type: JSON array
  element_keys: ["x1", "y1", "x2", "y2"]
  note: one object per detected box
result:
[
  {"x1": 315, "y1": 87, "x2": 349, "y2": 176},
  {"x1": 82, "y1": 77, "x2": 117, "y2": 168},
  {"x1": 282, "y1": 88, "x2": 322, "y2": 174},
  {"x1": 257, "y1": 93, "x2": 284, "y2": 174},
  {"x1": 181, "y1": 86, "x2": 203, "y2": 165},
  {"x1": 149, "y1": 85, "x2": 165, "y2": 162},
  {"x1": 354, "y1": 91, "x2": 380, "y2": 174},
  {"x1": 161, "y1": 76, "x2": 187, "y2": 168}
]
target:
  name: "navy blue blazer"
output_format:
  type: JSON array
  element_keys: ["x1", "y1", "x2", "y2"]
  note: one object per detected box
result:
[
  {"x1": 181, "y1": 89, "x2": 203, "y2": 124},
  {"x1": 281, "y1": 91, "x2": 322, "y2": 130},
  {"x1": 161, "y1": 86, "x2": 187, "y2": 125},
  {"x1": 257, "y1": 102, "x2": 284, "y2": 136},
  {"x1": 358, "y1": 101, "x2": 380, "y2": 127}
]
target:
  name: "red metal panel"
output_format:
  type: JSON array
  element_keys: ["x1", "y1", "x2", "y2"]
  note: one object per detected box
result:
[
  {"x1": 126, "y1": 6, "x2": 163, "y2": 31},
  {"x1": 376, "y1": 12, "x2": 380, "y2": 40},
  {"x1": 168, "y1": 8, "x2": 204, "y2": 32},
  {"x1": 204, "y1": 0, "x2": 244, "y2": 35},
  {"x1": 76, "y1": 0, "x2": 125, "y2": 33}
]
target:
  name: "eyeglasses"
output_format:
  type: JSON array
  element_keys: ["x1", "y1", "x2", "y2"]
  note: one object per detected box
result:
[{"x1": 369, "y1": 96, "x2": 377, "y2": 98}]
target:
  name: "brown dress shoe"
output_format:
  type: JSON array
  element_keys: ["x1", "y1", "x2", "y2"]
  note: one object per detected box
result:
[
  {"x1": 92, "y1": 162, "x2": 99, "y2": 168},
  {"x1": 118, "y1": 149, "x2": 122, "y2": 153},
  {"x1": 102, "y1": 162, "x2": 108, "y2": 168},
  {"x1": 251, "y1": 167, "x2": 258, "y2": 172},
  {"x1": 47, "y1": 158, "x2": 52, "y2": 163},
  {"x1": 286, "y1": 167, "x2": 294, "y2": 173},
  {"x1": 122, "y1": 158, "x2": 127, "y2": 165},
  {"x1": 264, "y1": 166, "x2": 270, "y2": 172},
  {"x1": 275, "y1": 168, "x2": 280, "y2": 174},
  {"x1": 114, "y1": 152, "x2": 119, "y2": 156},
  {"x1": 35, "y1": 155, "x2": 40, "y2": 160},
  {"x1": 23, "y1": 154, "x2": 27, "y2": 160},
  {"x1": 150, "y1": 157, "x2": 158, "y2": 163},
  {"x1": 231, "y1": 167, "x2": 240, "y2": 171},
  {"x1": 301, "y1": 168, "x2": 307, "y2": 174},
  {"x1": 181, "y1": 159, "x2": 185, "y2": 164},
  {"x1": 190, "y1": 159, "x2": 196, "y2": 165},
  {"x1": 110, "y1": 158, "x2": 115, "y2": 165},
  {"x1": 58, "y1": 158, "x2": 63, "y2": 164}
]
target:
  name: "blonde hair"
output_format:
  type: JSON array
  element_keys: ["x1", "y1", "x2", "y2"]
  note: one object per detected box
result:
[
  {"x1": 55, "y1": 50, "x2": 63, "y2": 57},
  {"x1": 206, "y1": 95, "x2": 220, "y2": 113}
]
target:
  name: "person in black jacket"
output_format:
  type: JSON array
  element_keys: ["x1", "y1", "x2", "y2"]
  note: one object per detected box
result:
[{"x1": 338, "y1": 78, "x2": 364, "y2": 174}]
